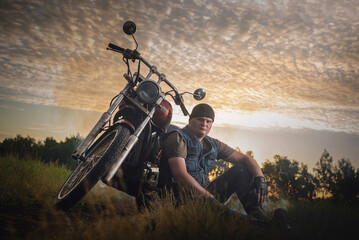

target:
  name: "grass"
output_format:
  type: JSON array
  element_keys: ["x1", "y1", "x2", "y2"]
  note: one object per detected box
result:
[
  {"x1": 0, "y1": 155, "x2": 70, "y2": 208},
  {"x1": 286, "y1": 200, "x2": 358, "y2": 239},
  {"x1": 0, "y1": 155, "x2": 358, "y2": 239}
]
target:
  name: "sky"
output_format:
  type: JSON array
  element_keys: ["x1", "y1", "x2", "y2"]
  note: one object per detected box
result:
[{"x1": 1, "y1": 0, "x2": 358, "y2": 170}]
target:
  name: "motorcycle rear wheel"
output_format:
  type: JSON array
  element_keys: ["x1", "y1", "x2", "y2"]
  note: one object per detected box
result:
[{"x1": 54, "y1": 124, "x2": 131, "y2": 210}]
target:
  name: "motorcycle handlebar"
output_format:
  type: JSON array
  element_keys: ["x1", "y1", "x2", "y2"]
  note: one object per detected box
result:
[
  {"x1": 175, "y1": 94, "x2": 189, "y2": 116},
  {"x1": 108, "y1": 42, "x2": 190, "y2": 116},
  {"x1": 108, "y1": 43, "x2": 125, "y2": 53},
  {"x1": 179, "y1": 101, "x2": 189, "y2": 116}
]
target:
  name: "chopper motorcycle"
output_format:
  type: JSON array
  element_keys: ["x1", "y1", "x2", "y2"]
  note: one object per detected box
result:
[{"x1": 54, "y1": 21, "x2": 206, "y2": 210}]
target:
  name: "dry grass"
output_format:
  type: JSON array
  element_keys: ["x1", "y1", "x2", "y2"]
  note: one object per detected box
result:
[{"x1": 1, "y1": 155, "x2": 358, "y2": 240}]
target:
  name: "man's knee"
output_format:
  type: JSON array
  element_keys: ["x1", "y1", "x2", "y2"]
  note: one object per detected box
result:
[{"x1": 230, "y1": 163, "x2": 252, "y2": 177}]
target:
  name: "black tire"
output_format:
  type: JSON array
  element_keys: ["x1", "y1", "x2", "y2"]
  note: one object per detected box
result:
[{"x1": 54, "y1": 124, "x2": 131, "y2": 210}]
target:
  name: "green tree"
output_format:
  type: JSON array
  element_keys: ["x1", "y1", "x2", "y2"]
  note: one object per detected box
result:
[
  {"x1": 313, "y1": 149, "x2": 335, "y2": 198},
  {"x1": 0, "y1": 135, "x2": 40, "y2": 159},
  {"x1": 313, "y1": 150, "x2": 359, "y2": 204},
  {"x1": 296, "y1": 163, "x2": 317, "y2": 200},
  {"x1": 57, "y1": 135, "x2": 82, "y2": 169},
  {"x1": 41, "y1": 137, "x2": 58, "y2": 163},
  {"x1": 332, "y1": 158, "x2": 359, "y2": 204},
  {"x1": 262, "y1": 155, "x2": 315, "y2": 200},
  {"x1": 0, "y1": 134, "x2": 81, "y2": 170}
]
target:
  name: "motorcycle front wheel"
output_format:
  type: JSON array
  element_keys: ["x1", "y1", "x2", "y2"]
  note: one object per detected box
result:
[{"x1": 54, "y1": 124, "x2": 131, "y2": 210}]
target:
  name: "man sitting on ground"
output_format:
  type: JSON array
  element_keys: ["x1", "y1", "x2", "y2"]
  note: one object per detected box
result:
[{"x1": 158, "y1": 103, "x2": 270, "y2": 222}]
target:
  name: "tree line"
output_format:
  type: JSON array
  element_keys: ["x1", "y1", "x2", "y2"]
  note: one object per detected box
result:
[
  {"x1": 0, "y1": 134, "x2": 82, "y2": 170},
  {"x1": 1, "y1": 135, "x2": 358, "y2": 204},
  {"x1": 209, "y1": 148, "x2": 359, "y2": 204},
  {"x1": 262, "y1": 150, "x2": 359, "y2": 204}
]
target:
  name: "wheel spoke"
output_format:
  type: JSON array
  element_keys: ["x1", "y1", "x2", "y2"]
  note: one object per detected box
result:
[{"x1": 58, "y1": 131, "x2": 117, "y2": 197}]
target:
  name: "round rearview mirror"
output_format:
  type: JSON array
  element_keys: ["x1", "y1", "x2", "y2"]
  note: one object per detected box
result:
[
  {"x1": 123, "y1": 21, "x2": 136, "y2": 35},
  {"x1": 193, "y1": 88, "x2": 206, "y2": 100}
]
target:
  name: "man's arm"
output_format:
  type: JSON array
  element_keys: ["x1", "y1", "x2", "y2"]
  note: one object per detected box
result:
[
  {"x1": 224, "y1": 151, "x2": 267, "y2": 203},
  {"x1": 168, "y1": 157, "x2": 214, "y2": 198},
  {"x1": 224, "y1": 150, "x2": 264, "y2": 177}
]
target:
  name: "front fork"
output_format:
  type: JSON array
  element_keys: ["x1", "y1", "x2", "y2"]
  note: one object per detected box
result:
[
  {"x1": 103, "y1": 96, "x2": 164, "y2": 184},
  {"x1": 72, "y1": 83, "x2": 132, "y2": 161}
]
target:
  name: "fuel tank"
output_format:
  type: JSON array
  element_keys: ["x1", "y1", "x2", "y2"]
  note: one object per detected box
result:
[{"x1": 152, "y1": 99, "x2": 172, "y2": 131}]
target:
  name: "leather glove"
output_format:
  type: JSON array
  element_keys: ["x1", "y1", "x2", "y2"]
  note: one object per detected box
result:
[{"x1": 253, "y1": 176, "x2": 268, "y2": 203}]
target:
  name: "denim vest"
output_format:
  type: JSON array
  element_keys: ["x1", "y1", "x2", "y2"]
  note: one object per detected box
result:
[{"x1": 176, "y1": 126, "x2": 218, "y2": 187}]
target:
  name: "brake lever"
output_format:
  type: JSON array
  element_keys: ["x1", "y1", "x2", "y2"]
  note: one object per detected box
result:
[{"x1": 123, "y1": 49, "x2": 141, "y2": 60}]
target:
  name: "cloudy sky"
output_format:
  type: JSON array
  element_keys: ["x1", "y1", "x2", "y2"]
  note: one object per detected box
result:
[{"x1": 1, "y1": 0, "x2": 358, "y2": 169}]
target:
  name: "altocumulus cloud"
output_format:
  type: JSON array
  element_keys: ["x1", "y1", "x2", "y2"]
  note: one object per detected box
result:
[{"x1": 0, "y1": 0, "x2": 358, "y2": 133}]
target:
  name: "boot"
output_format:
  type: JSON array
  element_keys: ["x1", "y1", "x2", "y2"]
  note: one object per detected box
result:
[{"x1": 246, "y1": 206, "x2": 271, "y2": 223}]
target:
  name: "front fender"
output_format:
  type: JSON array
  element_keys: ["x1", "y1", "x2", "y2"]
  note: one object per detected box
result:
[
  {"x1": 116, "y1": 119, "x2": 135, "y2": 132},
  {"x1": 113, "y1": 105, "x2": 144, "y2": 130}
]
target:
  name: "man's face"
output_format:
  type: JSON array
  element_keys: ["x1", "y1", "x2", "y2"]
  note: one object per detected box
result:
[{"x1": 188, "y1": 117, "x2": 213, "y2": 139}]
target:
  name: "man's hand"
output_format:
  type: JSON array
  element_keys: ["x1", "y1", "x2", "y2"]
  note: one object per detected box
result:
[
  {"x1": 253, "y1": 176, "x2": 268, "y2": 204},
  {"x1": 225, "y1": 151, "x2": 268, "y2": 204}
]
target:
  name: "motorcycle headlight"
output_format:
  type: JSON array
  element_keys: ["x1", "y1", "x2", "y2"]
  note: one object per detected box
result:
[{"x1": 136, "y1": 80, "x2": 160, "y2": 104}]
